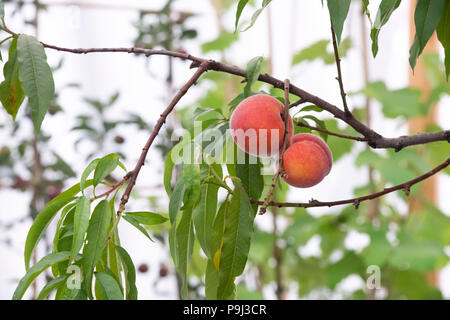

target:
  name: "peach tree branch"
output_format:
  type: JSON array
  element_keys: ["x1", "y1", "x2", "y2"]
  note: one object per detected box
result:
[
  {"x1": 1, "y1": 25, "x2": 448, "y2": 151},
  {"x1": 250, "y1": 157, "x2": 450, "y2": 208}
]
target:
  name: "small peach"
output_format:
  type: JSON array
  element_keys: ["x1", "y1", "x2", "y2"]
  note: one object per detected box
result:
[
  {"x1": 281, "y1": 133, "x2": 332, "y2": 188},
  {"x1": 230, "y1": 94, "x2": 294, "y2": 157}
]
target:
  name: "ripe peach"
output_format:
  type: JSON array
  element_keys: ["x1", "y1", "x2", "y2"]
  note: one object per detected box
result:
[
  {"x1": 281, "y1": 133, "x2": 332, "y2": 188},
  {"x1": 230, "y1": 94, "x2": 294, "y2": 157}
]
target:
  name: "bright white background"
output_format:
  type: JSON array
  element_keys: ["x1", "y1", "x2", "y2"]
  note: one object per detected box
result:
[{"x1": 0, "y1": 0, "x2": 449, "y2": 299}]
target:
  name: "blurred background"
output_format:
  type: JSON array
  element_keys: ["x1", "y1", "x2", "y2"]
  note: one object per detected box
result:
[{"x1": 0, "y1": 0, "x2": 449, "y2": 299}]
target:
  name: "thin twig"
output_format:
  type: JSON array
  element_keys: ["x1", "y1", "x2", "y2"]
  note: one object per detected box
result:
[
  {"x1": 250, "y1": 157, "x2": 450, "y2": 208},
  {"x1": 90, "y1": 172, "x2": 132, "y2": 201},
  {"x1": 296, "y1": 120, "x2": 367, "y2": 141},
  {"x1": 259, "y1": 79, "x2": 291, "y2": 215},
  {"x1": 330, "y1": 20, "x2": 351, "y2": 117},
  {"x1": 1, "y1": 25, "x2": 448, "y2": 151},
  {"x1": 104, "y1": 61, "x2": 211, "y2": 244}
]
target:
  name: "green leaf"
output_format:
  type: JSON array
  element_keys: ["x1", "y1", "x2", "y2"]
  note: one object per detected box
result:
[
  {"x1": 169, "y1": 176, "x2": 185, "y2": 224},
  {"x1": 235, "y1": 0, "x2": 250, "y2": 31},
  {"x1": 123, "y1": 211, "x2": 167, "y2": 226},
  {"x1": 409, "y1": 0, "x2": 446, "y2": 71},
  {"x1": 115, "y1": 246, "x2": 138, "y2": 300},
  {"x1": 122, "y1": 215, "x2": 154, "y2": 242},
  {"x1": 16, "y1": 34, "x2": 55, "y2": 133},
  {"x1": 244, "y1": 56, "x2": 263, "y2": 97},
  {"x1": 361, "y1": 230, "x2": 392, "y2": 267},
  {"x1": 82, "y1": 200, "x2": 112, "y2": 299},
  {"x1": 370, "y1": 0, "x2": 401, "y2": 56},
  {"x1": 24, "y1": 181, "x2": 92, "y2": 270},
  {"x1": 94, "y1": 272, "x2": 124, "y2": 300},
  {"x1": 80, "y1": 158, "x2": 99, "y2": 194},
  {"x1": 202, "y1": 30, "x2": 238, "y2": 53},
  {"x1": 182, "y1": 155, "x2": 201, "y2": 209},
  {"x1": 325, "y1": 251, "x2": 365, "y2": 289},
  {"x1": 241, "y1": 0, "x2": 272, "y2": 32},
  {"x1": 292, "y1": 38, "x2": 352, "y2": 66},
  {"x1": 235, "y1": 150, "x2": 264, "y2": 213},
  {"x1": 174, "y1": 208, "x2": 195, "y2": 299},
  {"x1": 0, "y1": 38, "x2": 25, "y2": 119},
  {"x1": 205, "y1": 259, "x2": 220, "y2": 300},
  {"x1": 301, "y1": 115, "x2": 328, "y2": 141},
  {"x1": 193, "y1": 164, "x2": 221, "y2": 258},
  {"x1": 164, "y1": 149, "x2": 176, "y2": 196},
  {"x1": 37, "y1": 275, "x2": 68, "y2": 300},
  {"x1": 93, "y1": 153, "x2": 119, "y2": 187},
  {"x1": 13, "y1": 252, "x2": 70, "y2": 300},
  {"x1": 327, "y1": 0, "x2": 351, "y2": 44},
  {"x1": 70, "y1": 196, "x2": 91, "y2": 264},
  {"x1": 390, "y1": 237, "x2": 444, "y2": 271},
  {"x1": 362, "y1": 0, "x2": 372, "y2": 25},
  {"x1": 217, "y1": 177, "x2": 255, "y2": 299},
  {"x1": 360, "y1": 81, "x2": 422, "y2": 118},
  {"x1": 437, "y1": 0, "x2": 450, "y2": 79}
]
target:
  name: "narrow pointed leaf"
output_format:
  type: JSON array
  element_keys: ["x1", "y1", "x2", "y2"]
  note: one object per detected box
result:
[
  {"x1": 409, "y1": 0, "x2": 445, "y2": 71},
  {"x1": 80, "y1": 158, "x2": 99, "y2": 194},
  {"x1": 70, "y1": 196, "x2": 91, "y2": 264},
  {"x1": 24, "y1": 180, "x2": 93, "y2": 270},
  {"x1": 327, "y1": 0, "x2": 351, "y2": 44},
  {"x1": 174, "y1": 208, "x2": 195, "y2": 299},
  {"x1": 217, "y1": 178, "x2": 255, "y2": 299},
  {"x1": 37, "y1": 275, "x2": 68, "y2": 300},
  {"x1": 94, "y1": 272, "x2": 124, "y2": 300},
  {"x1": 370, "y1": 0, "x2": 401, "y2": 56},
  {"x1": 437, "y1": 0, "x2": 450, "y2": 79},
  {"x1": 82, "y1": 200, "x2": 112, "y2": 299},
  {"x1": 13, "y1": 252, "x2": 70, "y2": 300},
  {"x1": 122, "y1": 215, "x2": 154, "y2": 242},
  {"x1": 116, "y1": 246, "x2": 138, "y2": 300},
  {"x1": 193, "y1": 164, "x2": 221, "y2": 258},
  {"x1": 93, "y1": 153, "x2": 119, "y2": 187},
  {"x1": 123, "y1": 211, "x2": 167, "y2": 226},
  {"x1": 16, "y1": 34, "x2": 55, "y2": 133}
]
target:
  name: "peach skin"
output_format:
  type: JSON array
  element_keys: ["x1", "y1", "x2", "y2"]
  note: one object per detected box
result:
[
  {"x1": 281, "y1": 133, "x2": 332, "y2": 188},
  {"x1": 230, "y1": 94, "x2": 294, "y2": 157}
]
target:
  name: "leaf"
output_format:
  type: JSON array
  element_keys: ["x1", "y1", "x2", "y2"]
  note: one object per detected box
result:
[
  {"x1": 292, "y1": 38, "x2": 352, "y2": 66},
  {"x1": 360, "y1": 81, "x2": 422, "y2": 118},
  {"x1": 70, "y1": 196, "x2": 91, "y2": 264},
  {"x1": 182, "y1": 157, "x2": 201, "y2": 209},
  {"x1": 235, "y1": 150, "x2": 264, "y2": 213},
  {"x1": 409, "y1": 0, "x2": 446, "y2": 71},
  {"x1": 217, "y1": 177, "x2": 255, "y2": 299},
  {"x1": 37, "y1": 275, "x2": 68, "y2": 300},
  {"x1": 370, "y1": 0, "x2": 401, "y2": 56},
  {"x1": 122, "y1": 215, "x2": 154, "y2": 242},
  {"x1": 327, "y1": 0, "x2": 351, "y2": 44},
  {"x1": 193, "y1": 164, "x2": 221, "y2": 258},
  {"x1": 123, "y1": 211, "x2": 167, "y2": 226},
  {"x1": 244, "y1": 56, "x2": 263, "y2": 97},
  {"x1": 164, "y1": 149, "x2": 176, "y2": 196},
  {"x1": 202, "y1": 30, "x2": 238, "y2": 53},
  {"x1": 362, "y1": 0, "x2": 372, "y2": 25},
  {"x1": 325, "y1": 251, "x2": 365, "y2": 289},
  {"x1": 24, "y1": 180, "x2": 92, "y2": 270},
  {"x1": 235, "y1": 0, "x2": 249, "y2": 31},
  {"x1": 241, "y1": 0, "x2": 272, "y2": 32},
  {"x1": 16, "y1": 34, "x2": 55, "y2": 133},
  {"x1": 436, "y1": 0, "x2": 450, "y2": 79},
  {"x1": 0, "y1": 38, "x2": 25, "y2": 119},
  {"x1": 169, "y1": 174, "x2": 185, "y2": 224},
  {"x1": 82, "y1": 200, "x2": 112, "y2": 299},
  {"x1": 13, "y1": 252, "x2": 70, "y2": 300},
  {"x1": 115, "y1": 246, "x2": 137, "y2": 300},
  {"x1": 301, "y1": 115, "x2": 328, "y2": 141},
  {"x1": 80, "y1": 158, "x2": 99, "y2": 194},
  {"x1": 93, "y1": 153, "x2": 119, "y2": 187},
  {"x1": 94, "y1": 272, "x2": 124, "y2": 300},
  {"x1": 174, "y1": 208, "x2": 195, "y2": 299}
]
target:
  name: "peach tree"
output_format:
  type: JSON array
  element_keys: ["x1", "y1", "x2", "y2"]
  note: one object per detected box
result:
[{"x1": 1, "y1": 0, "x2": 449, "y2": 300}]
